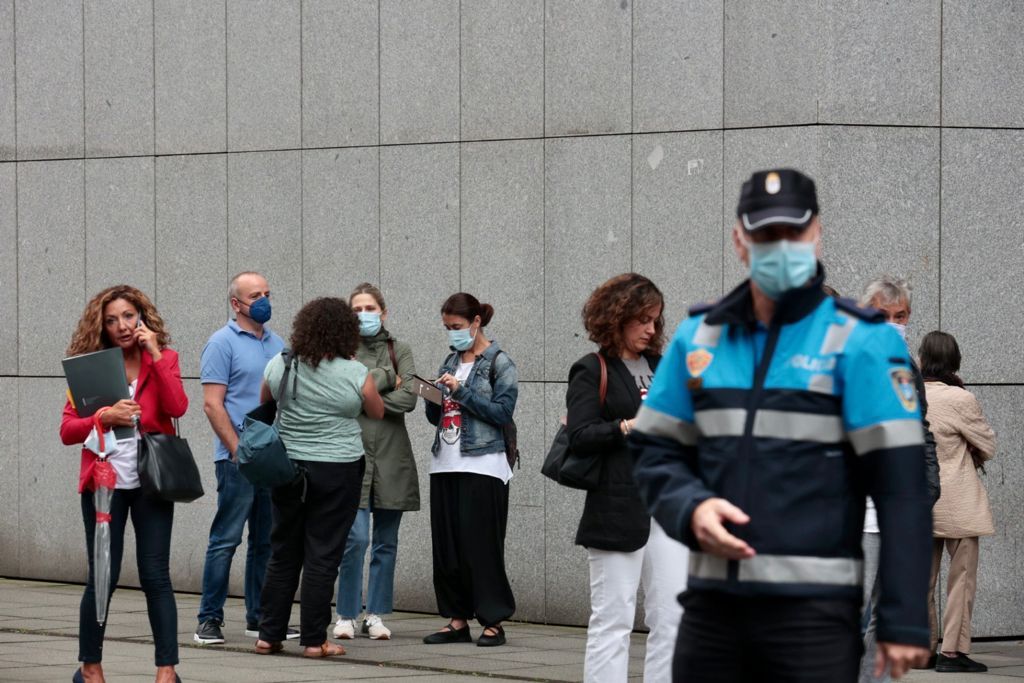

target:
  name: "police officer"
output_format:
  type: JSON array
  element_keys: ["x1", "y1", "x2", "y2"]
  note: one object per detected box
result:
[{"x1": 629, "y1": 169, "x2": 932, "y2": 682}]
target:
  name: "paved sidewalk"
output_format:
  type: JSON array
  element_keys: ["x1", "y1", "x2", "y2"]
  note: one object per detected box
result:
[{"x1": 0, "y1": 579, "x2": 1022, "y2": 682}]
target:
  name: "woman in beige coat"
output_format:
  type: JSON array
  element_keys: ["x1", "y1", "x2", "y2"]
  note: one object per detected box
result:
[{"x1": 919, "y1": 331, "x2": 996, "y2": 674}]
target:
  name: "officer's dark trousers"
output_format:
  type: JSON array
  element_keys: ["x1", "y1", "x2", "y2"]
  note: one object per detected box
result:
[
  {"x1": 429, "y1": 473, "x2": 516, "y2": 627},
  {"x1": 673, "y1": 591, "x2": 862, "y2": 683}
]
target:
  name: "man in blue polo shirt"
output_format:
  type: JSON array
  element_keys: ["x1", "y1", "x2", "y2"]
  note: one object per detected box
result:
[{"x1": 194, "y1": 271, "x2": 295, "y2": 644}]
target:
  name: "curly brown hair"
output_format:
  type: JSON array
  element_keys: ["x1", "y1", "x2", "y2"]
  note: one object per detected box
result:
[
  {"x1": 582, "y1": 273, "x2": 666, "y2": 356},
  {"x1": 290, "y1": 297, "x2": 360, "y2": 368},
  {"x1": 66, "y1": 285, "x2": 170, "y2": 356}
]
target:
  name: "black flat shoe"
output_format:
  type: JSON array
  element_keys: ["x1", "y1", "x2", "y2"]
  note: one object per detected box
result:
[
  {"x1": 477, "y1": 624, "x2": 506, "y2": 647},
  {"x1": 935, "y1": 652, "x2": 988, "y2": 673},
  {"x1": 72, "y1": 670, "x2": 85, "y2": 683},
  {"x1": 422, "y1": 622, "x2": 472, "y2": 644}
]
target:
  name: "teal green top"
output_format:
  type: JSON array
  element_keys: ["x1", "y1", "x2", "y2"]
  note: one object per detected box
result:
[{"x1": 264, "y1": 353, "x2": 368, "y2": 463}]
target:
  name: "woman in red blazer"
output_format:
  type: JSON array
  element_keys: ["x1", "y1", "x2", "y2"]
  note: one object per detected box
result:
[{"x1": 60, "y1": 285, "x2": 187, "y2": 683}]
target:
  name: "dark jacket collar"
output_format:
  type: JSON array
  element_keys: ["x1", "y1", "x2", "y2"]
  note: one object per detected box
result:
[{"x1": 705, "y1": 265, "x2": 827, "y2": 330}]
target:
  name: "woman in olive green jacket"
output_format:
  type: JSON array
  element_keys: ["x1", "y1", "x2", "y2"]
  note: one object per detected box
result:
[{"x1": 334, "y1": 284, "x2": 419, "y2": 640}]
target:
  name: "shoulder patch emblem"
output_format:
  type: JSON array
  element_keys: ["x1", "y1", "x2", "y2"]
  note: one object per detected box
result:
[
  {"x1": 686, "y1": 348, "x2": 713, "y2": 377},
  {"x1": 889, "y1": 368, "x2": 918, "y2": 412}
]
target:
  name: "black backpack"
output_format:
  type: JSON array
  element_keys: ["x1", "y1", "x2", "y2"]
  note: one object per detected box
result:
[{"x1": 488, "y1": 351, "x2": 520, "y2": 470}]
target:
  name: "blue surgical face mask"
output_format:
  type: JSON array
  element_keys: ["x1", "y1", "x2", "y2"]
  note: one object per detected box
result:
[
  {"x1": 447, "y1": 326, "x2": 475, "y2": 352},
  {"x1": 358, "y1": 311, "x2": 382, "y2": 337},
  {"x1": 744, "y1": 237, "x2": 818, "y2": 300},
  {"x1": 245, "y1": 296, "x2": 272, "y2": 324}
]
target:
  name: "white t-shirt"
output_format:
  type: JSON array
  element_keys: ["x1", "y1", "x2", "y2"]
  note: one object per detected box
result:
[
  {"x1": 108, "y1": 380, "x2": 140, "y2": 490},
  {"x1": 430, "y1": 361, "x2": 513, "y2": 484}
]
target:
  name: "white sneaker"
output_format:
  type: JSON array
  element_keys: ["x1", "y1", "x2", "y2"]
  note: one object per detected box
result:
[
  {"x1": 364, "y1": 614, "x2": 391, "y2": 640},
  {"x1": 333, "y1": 617, "x2": 357, "y2": 640}
]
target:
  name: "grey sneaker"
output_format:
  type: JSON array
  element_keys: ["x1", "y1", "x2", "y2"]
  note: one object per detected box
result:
[{"x1": 194, "y1": 620, "x2": 225, "y2": 645}]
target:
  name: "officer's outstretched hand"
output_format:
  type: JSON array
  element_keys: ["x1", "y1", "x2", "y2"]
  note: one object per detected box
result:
[
  {"x1": 691, "y1": 498, "x2": 756, "y2": 560},
  {"x1": 876, "y1": 642, "x2": 930, "y2": 679}
]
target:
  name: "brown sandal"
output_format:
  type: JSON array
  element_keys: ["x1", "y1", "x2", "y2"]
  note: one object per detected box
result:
[
  {"x1": 303, "y1": 642, "x2": 346, "y2": 658},
  {"x1": 254, "y1": 640, "x2": 283, "y2": 655}
]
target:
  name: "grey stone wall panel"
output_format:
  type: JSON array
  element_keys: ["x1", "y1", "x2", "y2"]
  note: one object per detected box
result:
[
  {"x1": 155, "y1": 154, "x2": 227, "y2": 378},
  {"x1": 0, "y1": 378, "x2": 17, "y2": 576},
  {"x1": 154, "y1": 0, "x2": 226, "y2": 154},
  {"x1": 17, "y1": 160, "x2": 84, "y2": 376},
  {"x1": 15, "y1": 0, "x2": 84, "y2": 160},
  {"x1": 0, "y1": 164, "x2": 15, "y2": 373},
  {"x1": 302, "y1": 147, "x2": 380, "y2": 302},
  {"x1": 0, "y1": 0, "x2": 14, "y2": 161},
  {"x1": 943, "y1": 1, "x2": 1024, "y2": 128},
  {"x1": 227, "y1": 152, "x2": 303, "y2": 337},
  {"x1": 227, "y1": 0, "x2": 301, "y2": 151},
  {"x1": 85, "y1": 157, "x2": 155, "y2": 297},
  {"x1": 633, "y1": 0, "x2": 723, "y2": 132},
  {"x1": 506, "y1": 503, "x2": 546, "y2": 621},
  {"x1": 940, "y1": 129, "x2": 1024, "y2": 384},
  {"x1": 544, "y1": 136, "x2": 632, "y2": 381},
  {"x1": 301, "y1": 0, "x2": 378, "y2": 148},
  {"x1": 391, "y1": 416, "x2": 438, "y2": 615},
  {"x1": 460, "y1": 0, "x2": 544, "y2": 141},
  {"x1": 632, "y1": 131, "x2": 724, "y2": 331},
  {"x1": 21, "y1": 378, "x2": 88, "y2": 583},
  {"x1": 819, "y1": 0, "x2": 940, "y2": 126},
  {"x1": 84, "y1": 0, "x2": 154, "y2": 157},
  {"x1": 380, "y1": 0, "x2": 459, "y2": 144},
  {"x1": 723, "y1": 0, "x2": 819, "y2": 128},
  {"x1": 508, "y1": 383, "x2": 545, "y2": 508},
  {"x1": 379, "y1": 143, "x2": 460, "y2": 378},
  {"x1": 545, "y1": 0, "x2": 631, "y2": 137},
  {"x1": 460, "y1": 140, "x2": 544, "y2": 382},
  {"x1": 958, "y1": 385, "x2": 1024, "y2": 638},
  {"x1": 817, "y1": 126, "x2": 940, "y2": 347}
]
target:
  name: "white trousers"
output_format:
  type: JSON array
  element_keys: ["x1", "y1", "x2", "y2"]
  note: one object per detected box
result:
[{"x1": 583, "y1": 521, "x2": 689, "y2": 683}]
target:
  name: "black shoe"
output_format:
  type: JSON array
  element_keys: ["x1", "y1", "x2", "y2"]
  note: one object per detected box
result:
[
  {"x1": 913, "y1": 654, "x2": 937, "y2": 670},
  {"x1": 193, "y1": 620, "x2": 225, "y2": 645},
  {"x1": 245, "y1": 623, "x2": 300, "y2": 640},
  {"x1": 422, "y1": 622, "x2": 472, "y2": 644},
  {"x1": 477, "y1": 624, "x2": 506, "y2": 647},
  {"x1": 935, "y1": 652, "x2": 988, "y2": 673},
  {"x1": 72, "y1": 669, "x2": 85, "y2": 683}
]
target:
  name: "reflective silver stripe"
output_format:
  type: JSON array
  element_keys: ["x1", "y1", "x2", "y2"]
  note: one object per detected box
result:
[
  {"x1": 694, "y1": 408, "x2": 747, "y2": 437},
  {"x1": 807, "y1": 373, "x2": 834, "y2": 394},
  {"x1": 742, "y1": 209, "x2": 812, "y2": 231},
  {"x1": 752, "y1": 410, "x2": 845, "y2": 443},
  {"x1": 689, "y1": 552, "x2": 729, "y2": 581},
  {"x1": 692, "y1": 321, "x2": 723, "y2": 348},
  {"x1": 819, "y1": 313, "x2": 857, "y2": 355},
  {"x1": 738, "y1": 554, "x2": 863, "y2": 586},
  {"x1": 634, "y1": 406, "x2": 699, "y2": 446},
  {"x1": 848, "y1": 419, "x2": 923, "y2": 455}
]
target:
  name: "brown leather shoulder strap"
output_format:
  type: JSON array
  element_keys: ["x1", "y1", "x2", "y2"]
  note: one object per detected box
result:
[
  {"x1": 595, "y1": 352, "x2": 608, "y2": 408},
  {"x1": 386, "y1": 339, "x2": 398, "y2": 373}
]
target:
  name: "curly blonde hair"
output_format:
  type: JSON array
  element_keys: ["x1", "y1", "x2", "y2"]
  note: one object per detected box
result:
[
  {"x1": 66, "y1": 285, "x2": 170, "y2": 356},
  {"x1": 582, "y1": 273, "x2": 666, "y2": 356}
]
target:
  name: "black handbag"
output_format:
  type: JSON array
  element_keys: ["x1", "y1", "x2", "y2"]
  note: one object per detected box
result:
[
  {"x1": 541, "y1": 353, "x2": 607, "y2": 491},
  {"x1": 137, "y1": 418, "x2": 204, "y2": 503}
]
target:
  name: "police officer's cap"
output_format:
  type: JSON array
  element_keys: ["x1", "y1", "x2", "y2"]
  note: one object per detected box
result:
[{"x1": 736, "y1": 168, "x2": 819, "y2": 232}]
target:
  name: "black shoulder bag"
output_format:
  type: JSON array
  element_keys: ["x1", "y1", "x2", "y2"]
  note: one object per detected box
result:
[
  {"x1": 136, "y1": 390, "x2": 204, "y2": 503},
  {"x1": 540, "y1": 352, "x2": 607, "y2": 490}
]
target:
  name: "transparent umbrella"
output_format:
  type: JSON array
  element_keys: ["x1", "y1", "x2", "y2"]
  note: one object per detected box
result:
[{"x1": 92, "y1": 457, "x2": 116, "y2": 625}]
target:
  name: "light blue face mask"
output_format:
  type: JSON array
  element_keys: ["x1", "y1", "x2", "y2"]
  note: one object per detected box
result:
[
  {"x1": 447, "y1": 326, "x2": 475, "y2": 351},
  {"x1": 745, "y1": 238, "x2": 818, "y2": 300},
  {"x1": 358, "y1": 311, "x2": 382, "y2": 337}
]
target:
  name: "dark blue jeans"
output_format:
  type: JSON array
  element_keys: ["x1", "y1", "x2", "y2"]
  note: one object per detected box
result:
[
  {"x1": 197, "y1": 459, "x2": 272, "y2": 627},
  {"x1": 79, "y1": 488, "x2": 177, "y2": 666}
]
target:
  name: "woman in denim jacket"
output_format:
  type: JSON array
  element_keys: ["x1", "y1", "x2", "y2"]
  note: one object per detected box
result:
[{"x1": 422, "y1": 292, "x2": 518, "y2": 648}]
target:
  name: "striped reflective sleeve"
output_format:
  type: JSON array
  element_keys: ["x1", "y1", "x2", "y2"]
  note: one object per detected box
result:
[
  {"x1": 848, "y1": 419, "x2": 924, "y2": 456},
  {"x1": 752, "y1": 410, "x2": 845, "y2": 443},
  {"x1": 738, "y1": 554, "x2": 863, "y2": 587},
  {"x1": 634, "y1": 405, "x2": 699, "y2": 446},
  {"x1": 693, "y1": 408, "x2": 746, "y2": 437},
  {"x1": 689, "y1": 551, "x2": 729, "y2": 581}
]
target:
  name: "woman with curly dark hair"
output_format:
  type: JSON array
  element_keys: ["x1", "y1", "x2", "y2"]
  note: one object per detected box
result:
[
  {"x1": 567, "y1": 273, "x2": 689, "y2": 683},
  {"x1": 253, "y1": 297, "x2": 385, "y2": 659},
  {"x1": 60, "y1": 285, "x2": 187, "y2": 683}
]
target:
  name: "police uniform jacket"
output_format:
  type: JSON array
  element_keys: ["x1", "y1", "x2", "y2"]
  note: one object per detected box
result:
[{"x1": 629, "y1": 268, "x2": 932, "y2": 648}]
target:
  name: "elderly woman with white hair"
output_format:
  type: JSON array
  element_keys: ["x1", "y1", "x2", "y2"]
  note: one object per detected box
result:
[{"x1": 857, "y1": 275, "x2": 941, "y2": 681}]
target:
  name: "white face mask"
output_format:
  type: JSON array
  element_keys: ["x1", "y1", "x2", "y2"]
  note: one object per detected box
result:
[{"x1": 887, "y1": 322, "x2": 908, "y2": 341}]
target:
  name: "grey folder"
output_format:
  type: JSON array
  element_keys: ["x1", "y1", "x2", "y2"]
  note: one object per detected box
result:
[{"x1": 62, "y1": 347, "x2": 133, "y2": 441}]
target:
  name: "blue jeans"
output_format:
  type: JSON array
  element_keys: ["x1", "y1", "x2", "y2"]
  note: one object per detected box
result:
[
  {"x1": 197, "y1": 459, "x2": 272, "y2": 626},
  {"x1": 335, "y1": 507, "x2": 403, "y2": 617}
]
